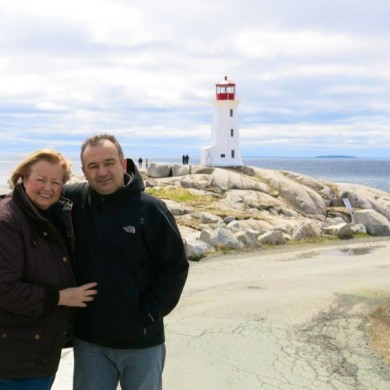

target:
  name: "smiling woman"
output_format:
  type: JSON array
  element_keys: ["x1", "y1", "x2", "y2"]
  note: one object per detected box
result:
[{"x1": 0, "y1": 148, "x2": 97, "y2": 390}]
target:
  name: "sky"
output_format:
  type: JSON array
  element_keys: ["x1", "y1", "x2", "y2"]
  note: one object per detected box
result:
[{"x1": 1, "y1": 0, "x2": 390, "y2": 161}]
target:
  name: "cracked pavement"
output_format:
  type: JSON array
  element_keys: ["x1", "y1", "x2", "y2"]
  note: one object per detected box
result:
[{"x1": 54, "y1": 239, "x2": 390, "y2": 389}]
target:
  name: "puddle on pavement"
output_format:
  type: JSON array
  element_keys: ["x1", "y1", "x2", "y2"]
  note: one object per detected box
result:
[
  {"x1": 296, "y1": 245, "x2": 383, "y2": 260},
  {"x1": 322, "y1": 246, "x2": 381, "y2": 257}
]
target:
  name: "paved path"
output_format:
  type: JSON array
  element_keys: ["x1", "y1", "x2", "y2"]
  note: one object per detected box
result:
[{"x1": 54, "y1": 239, "x2": 390, "y2": 389}]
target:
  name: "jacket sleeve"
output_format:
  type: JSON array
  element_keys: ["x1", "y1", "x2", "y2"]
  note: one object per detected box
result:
[
  {"x1": 139, "y1": 204, "x2": 189, "y2": 325},
  {"x1": 0, "y1": 214, "x2": 58, "y2": 318}
]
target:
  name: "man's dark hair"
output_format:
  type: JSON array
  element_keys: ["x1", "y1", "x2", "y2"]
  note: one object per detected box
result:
[{"x1": 80, "y1": 133, "x2": 125, "y2": 164}]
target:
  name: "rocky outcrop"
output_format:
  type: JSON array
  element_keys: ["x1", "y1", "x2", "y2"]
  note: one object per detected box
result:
[
  {"x1": 2, "y1": 163, "x2": 389, "y2": 261},
  {"x1": 141, "y1": 164, "x2": 390, "y2": 261}
]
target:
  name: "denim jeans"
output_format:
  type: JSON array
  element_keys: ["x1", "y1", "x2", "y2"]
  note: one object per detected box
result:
[
  {"x1": 73, "y1": 338, "x2": 166, "y2": 390},
  {"x1": 0, "y1": 376, "x2": 55, "y2": 390}
]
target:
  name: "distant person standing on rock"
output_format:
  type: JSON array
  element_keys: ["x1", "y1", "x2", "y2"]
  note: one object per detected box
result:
[
  {"x1": 138, "y1": 157, "x2": 143, "y2": 169},
  {"x1": 63, "y1": 134, "x2": 189, "y2": 390},
  {"x1": 182, "y1": 154, "x2": 189, "y2": 165}
]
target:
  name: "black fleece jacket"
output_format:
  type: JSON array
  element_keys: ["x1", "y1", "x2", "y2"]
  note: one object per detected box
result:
[{"x1": 63, "y1": 162, "x2": 189, "y2": 348}]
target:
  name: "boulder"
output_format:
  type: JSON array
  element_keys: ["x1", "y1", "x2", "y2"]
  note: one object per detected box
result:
[
  {"x1": 352, "y1": 209, "x2": 390, "y2": 236},
  {"x1": 322, "y1": 223, "x2": 353, "y2": 239},
  {"x1": 184, "y1": 237, "x2": 215, "y2": 261},
  {"x1": 292, "y1": 223, "x2": 318, "y2": 240},
  {"x1": 148, "y1": 163, "x2": 171, "y2": 178},
  {"x1": 257, "y1": 230, "x2": 286, "y2": 245},
  {"x1": 200, "y1": 227, "x2": 244, "y2": 250},
  {"x1": 226, "y1": 219, "x2": 273, "y2": 234},
  {"x1": 351, "y1": 223, "x2": 367, "y2": 234},
  {"x1": 172, "y1": 164, "x2": 191, "y2": 177},
  {"x1": 197, "y1": 212, "x2": 222, "y2": 224},
  {"x1": 234, "y1": 230, "x2": 258, "y2": 248},
  {"x1": 335, "y1": 184, "x2": 390, "y2": 222}
]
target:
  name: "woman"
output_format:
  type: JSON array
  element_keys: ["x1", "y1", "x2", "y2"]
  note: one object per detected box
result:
[{"x1": 0, "y1": 149, "x2": 97, "y2": 389}]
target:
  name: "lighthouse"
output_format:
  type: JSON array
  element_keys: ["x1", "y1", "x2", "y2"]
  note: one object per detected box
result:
[{"x1": 200, "y1": 76, "x2": 243, "y2": 167}]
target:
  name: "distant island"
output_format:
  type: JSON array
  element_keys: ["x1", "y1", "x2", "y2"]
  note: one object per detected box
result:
[{"x1": 315, "y1": 155, "x2": 356, "y2": 159}]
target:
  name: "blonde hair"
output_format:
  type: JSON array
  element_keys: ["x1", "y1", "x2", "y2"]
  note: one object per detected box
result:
[{"x1": 10, "y1": 149, "x2": 72, "y2": 187}]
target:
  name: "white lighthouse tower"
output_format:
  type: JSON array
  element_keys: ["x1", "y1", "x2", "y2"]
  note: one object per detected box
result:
[{"x1": 200, "y1": 76, "x2": 243, "y2": 167}]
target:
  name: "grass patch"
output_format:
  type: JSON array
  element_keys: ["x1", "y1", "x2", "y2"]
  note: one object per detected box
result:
[
  {"x1": 286, "y1": 235, "x2": 340, "y2": 246},
  {"x1": 353, "y1": 232, "x2": 371, "y2": 239},
  {"x1": 257, "y1": 235, "x2": 340, "y2": 251},
  {"x1": 146, "y1": 187, "x2": 215, "y2": 207},
  {"x1": 198, "y1": 206, "x2": 271, "y2": 221}
]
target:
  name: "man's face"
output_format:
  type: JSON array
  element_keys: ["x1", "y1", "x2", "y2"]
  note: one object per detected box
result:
[{"x1": 81, "y1": 140, "x2": 126, "y2": 195}]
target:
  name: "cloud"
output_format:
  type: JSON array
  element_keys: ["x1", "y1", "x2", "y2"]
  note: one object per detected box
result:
[
  {"x1": 234, "y1": 30, "x2": 363, "y2": 59},
  {"x1": 0, "y1": 0, "x2": 390, "y2": 159}
]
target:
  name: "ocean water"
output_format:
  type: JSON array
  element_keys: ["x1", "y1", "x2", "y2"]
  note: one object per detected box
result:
[
  {"x1": 147, "y1": 156, "x2": 390, "y2": 193},
  {"x1": 243, "y1": 157, "x2": 390, "y2": 193},
  {"x1": 1, "y1": 156, "x2": 390, "y2": 194}
]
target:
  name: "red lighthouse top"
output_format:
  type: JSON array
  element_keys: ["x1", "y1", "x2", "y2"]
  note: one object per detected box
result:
[{"x1": 216, "y1": 76, "x2": 236, "y2": 100}]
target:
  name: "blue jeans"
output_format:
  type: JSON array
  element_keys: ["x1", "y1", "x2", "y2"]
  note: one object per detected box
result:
[
  {"x1": 0, "y1": 376, "x2": 55, "y2": 390},
  {"x1": 73, "y1": 338, "x2": 166, "y2": 390}
]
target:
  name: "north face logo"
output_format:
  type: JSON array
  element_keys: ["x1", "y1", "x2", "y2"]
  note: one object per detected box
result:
[{"x1": 123, "y1": 225, "x2": 136, "y2": 234}]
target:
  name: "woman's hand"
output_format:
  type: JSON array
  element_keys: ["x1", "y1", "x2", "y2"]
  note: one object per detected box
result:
[{"x1": 58, "y1": 282, "x2": 98, "y2": 307}]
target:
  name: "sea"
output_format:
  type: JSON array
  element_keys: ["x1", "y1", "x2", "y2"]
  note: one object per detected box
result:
[{"x1": 1, "y1": 156, "x2": 390, "y2": 194}]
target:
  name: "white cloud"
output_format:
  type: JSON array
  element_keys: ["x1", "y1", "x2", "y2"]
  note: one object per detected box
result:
[
  {"x1": 0, "y1": 0, "x2": 390, "y2": 159},
  {"x1": 234, "y1": 30, "x2": 364, "y2": 58}
]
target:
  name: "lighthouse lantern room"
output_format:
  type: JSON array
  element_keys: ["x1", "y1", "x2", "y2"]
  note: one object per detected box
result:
[{"x1": 200, "y1": 76, "x2": 243, "y2": 167}]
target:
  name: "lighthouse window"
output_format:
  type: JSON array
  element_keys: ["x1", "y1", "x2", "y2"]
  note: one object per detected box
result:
[
  {"x1": 231, "y1": 129, "x2": 234, "y2": 137},
  {"x1": 220, "y1": 154, "x2": 225, "y2": 158},
  {"x1": 230, "y1": 109, "x2": 233, "y2": 117},
  {"x1": 231, "y1": 150, "x2": 235, "y2": 158}
]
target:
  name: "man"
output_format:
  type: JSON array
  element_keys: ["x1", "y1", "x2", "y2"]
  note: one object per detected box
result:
[{"x1": 63, "y1": 134, "x2": 189, "y2": 390}]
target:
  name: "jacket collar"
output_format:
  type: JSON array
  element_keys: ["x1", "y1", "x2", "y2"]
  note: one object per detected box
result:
[{"x1": 90, "y1": 169, "x2": 145, "y2": 205}]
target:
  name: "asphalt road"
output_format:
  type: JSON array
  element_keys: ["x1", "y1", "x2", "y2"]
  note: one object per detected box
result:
[{"x1": 54, "y1": 238, "x2": 390, "y2": 389}]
